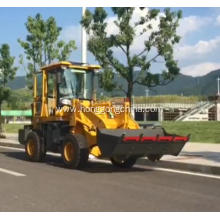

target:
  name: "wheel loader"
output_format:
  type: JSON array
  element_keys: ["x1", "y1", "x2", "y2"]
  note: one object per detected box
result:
[{"x1": 18, "y1": 61, "x2": 189, "y2": 169}]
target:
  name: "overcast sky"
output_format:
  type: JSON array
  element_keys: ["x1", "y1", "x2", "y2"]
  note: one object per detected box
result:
[{"x1": 1, "y1": 7, "x2": 220, "y2": 77}]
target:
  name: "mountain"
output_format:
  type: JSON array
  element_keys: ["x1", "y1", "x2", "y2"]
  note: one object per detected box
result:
[
  {"x1": 148, "y1": 69, "x2": 220, "y2": 96},
  {"x1": 7, "y1": 76, "x2": 26, "y2": 90},
  {"x1": 104, "y1": 69, "x2": 220, "y2": 97},
  {"x1": 6, "y1": 69, "x2": 220, "y2": 97}
]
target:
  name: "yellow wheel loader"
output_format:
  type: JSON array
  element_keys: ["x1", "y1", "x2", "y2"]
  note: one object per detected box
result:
[{"x1": 18, "y1": 61, "x2": 189, "y2": 169}]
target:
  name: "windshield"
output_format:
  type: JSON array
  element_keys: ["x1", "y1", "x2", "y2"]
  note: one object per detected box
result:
[{"x1": 58, "y1": 68, "x2": 94, "y2": 100}]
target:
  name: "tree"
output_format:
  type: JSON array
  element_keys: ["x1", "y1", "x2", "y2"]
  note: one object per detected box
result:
[
  {"x1": 6, "y1": 88, "x2": 32, "y2": 110},
  {"x1": 0, "y1": 44, "x2": 17, "y2": 134},
  {"x1": 81, "y1": 7, "x2": 182, "y2": 100},
  {"x1": 18, "y1": 13, "x2": 77, "y2": 87}
]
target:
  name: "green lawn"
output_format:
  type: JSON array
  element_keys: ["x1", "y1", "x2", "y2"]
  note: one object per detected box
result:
[
  {"x1": 134, "y1": 95, "x2": 204, "y2": 104},
  {"x1": 2, "y1": 121, "x2": 220, "y2": 144},
  {"x1": 3, "y1": 124, "x2": 25, "y2": 134},
  {"x1": 162, "y1": 121, "x2": 220, "y2": 143}
]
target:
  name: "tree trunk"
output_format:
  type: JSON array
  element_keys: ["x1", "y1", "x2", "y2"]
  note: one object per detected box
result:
[
  {"x1": 0, "y1": 102, "x2": 3, "y2": 135},
  {"x1": 126, "y1": 82, "x2": 133, "y2": 103}
]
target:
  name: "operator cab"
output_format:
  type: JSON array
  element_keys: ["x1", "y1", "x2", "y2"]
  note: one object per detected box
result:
[
  {"x1": 58, "y1": 67, "x2": 94, "y2": 104},
  {"x1": 33, "y1": 61, "x2": 101, "y2": 117}
]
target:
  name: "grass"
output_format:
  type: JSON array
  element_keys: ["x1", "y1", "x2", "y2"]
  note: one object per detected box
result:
[
  {"x1": 109, "y1": 95, "x2": 205, "y2": 104},
  {"x1": 162, "y1": 121, "x2": 220, "y2": 143},
  {"x1": 2, "y1": 124, "x2": 25, "y2": 134},
  {"x1": 2, "y1": 121, "x2": 220, "y2": 144},
  {"x1": 134, "y1": 95, "x2": 205, "y2": 104}
]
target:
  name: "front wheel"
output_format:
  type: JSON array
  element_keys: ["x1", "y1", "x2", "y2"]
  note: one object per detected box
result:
[
  {"x1": 147, "y1": 154, "x2": 162, "y2": 162},
  {"x1": 110, "y1": 156, "x2": 137, "y2": 168},
  {"x1": 62, "y1": 134, "x2": 89, "y2": 169}
]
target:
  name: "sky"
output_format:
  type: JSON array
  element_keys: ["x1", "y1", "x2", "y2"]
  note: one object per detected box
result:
[{"x1": 1, "y1": 7, "x2": 220, "y2": 77}]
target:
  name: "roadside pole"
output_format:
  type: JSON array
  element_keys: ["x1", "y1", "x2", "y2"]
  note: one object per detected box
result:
[
  {"x1": 82, "y1": 7, "x2": 87, "y2": 64},
  {"x1": 217, "y1": 96, "x2": 220, "y2": 121},
  {"x1": 82, "y1": 7, "x2": 87, "y2": 98}
]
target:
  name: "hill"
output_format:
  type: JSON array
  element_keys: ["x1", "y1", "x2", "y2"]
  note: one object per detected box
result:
[
  {"x1": 7, "y1": 69, "x2": 220, "y2": 97},
  {"x1": 148, "y1": 69, "x2": 220, "y2": 96},
  {"x1": 7, "y1": 76, "x2": 26, "y2": 90},
  {"x1": 104, "y1": 69, "x2": 220, "y2": 97}
]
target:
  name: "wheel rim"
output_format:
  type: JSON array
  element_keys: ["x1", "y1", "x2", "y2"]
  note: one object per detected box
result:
[
  {"x1": 112, "y1": 156, "x2": 125, "y2": 164},
  {"x1": 27, "y1": 139, "x2": 35, "y2": 157},
  {"x1": 64, "y1": 142, "x2": 75, "y2": 162}
]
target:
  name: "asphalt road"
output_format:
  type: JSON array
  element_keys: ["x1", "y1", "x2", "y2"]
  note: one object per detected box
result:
[{"x1": 0, "y1": 145, "x2": 220, "y2": 211}]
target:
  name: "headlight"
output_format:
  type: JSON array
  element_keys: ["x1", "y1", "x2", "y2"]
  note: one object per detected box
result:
[{"x1": 59, "y1": 98, "x2": 72, "y2": 107}]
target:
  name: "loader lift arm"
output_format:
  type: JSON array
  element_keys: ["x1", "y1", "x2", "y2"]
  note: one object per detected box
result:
[{"x1": 18, "y1": 61, "x2": 189, "y2": 169}]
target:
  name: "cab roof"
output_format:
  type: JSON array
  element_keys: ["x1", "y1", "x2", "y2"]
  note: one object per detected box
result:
[{"x1": 41, "y1": 61, "x2": 101, "y2": 71}]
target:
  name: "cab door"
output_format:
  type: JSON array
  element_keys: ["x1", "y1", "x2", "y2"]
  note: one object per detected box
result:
[
  {"x1": 33, "y1": 73, "x2": 43, "y2": 117},
  {"x1": 47, "y1": 71, "x2": 57, "y2": 116}
]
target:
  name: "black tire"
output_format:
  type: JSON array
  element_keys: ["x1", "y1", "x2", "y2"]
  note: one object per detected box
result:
[
  {"x1": 147, "y1": 154, "x2": 162, "y2": 162},
  {"x1": 62, "y1": 134, "x2": 89, "y2": 169},
  {"x1": 25, "y1": 131, "x2": 45, "y2": 162},
  {"x1": 110, "y1": 156, "x2": 137, "y2": 168}
]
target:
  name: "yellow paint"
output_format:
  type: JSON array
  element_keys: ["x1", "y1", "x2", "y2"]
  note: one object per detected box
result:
[
  {"x1": 90, "y1": 146, "x2": 102, "y2": 157},
  {"x1": 26, "y1": 139, "x2": 35, "y2": 157},
  {"x1": 41, "y1": 61, "x2": 101, "y2": 71},
  {"x1": 63, "y1": 142, "x2": 75, "y2": 162},
  {"x1": 32, "y1": 61, "x2": 140, "y2": 157}
]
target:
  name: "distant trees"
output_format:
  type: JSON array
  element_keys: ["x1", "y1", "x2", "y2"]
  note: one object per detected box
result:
[
  {"x1": 6, "y1": 88, "x2": 32, "y2": 110},
  {"x1": 0, "y1": 44, "x2": 17, "y2": 133},
  {"x1": 81, "y1": 7, "x2": 182, "y2": 100},
  {"x1": 0, "y1": 44, "x2": 17, "y2": 109},
  {"x1": 18, "y1": 13, "x2": 77, "y2": 87}
]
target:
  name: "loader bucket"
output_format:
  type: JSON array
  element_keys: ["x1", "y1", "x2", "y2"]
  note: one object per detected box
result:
[{"x1": 97, "y1": 127, "x2": 189, "y2": 158}]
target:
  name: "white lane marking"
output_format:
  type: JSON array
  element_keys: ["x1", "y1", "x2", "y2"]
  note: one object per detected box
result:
[
  {"x1": 0, "y1": 145, "x2": 61, "y2": 156},
  {"x1": 0, "y1": 145, "x2": 24, "y2": 152},
  {"x1": 0, "y1": 146, "x2": 26, "y2": 176},
  {"x1": 0, "y1": 168, "x2": 26, "y2": 177},
  {"x1": 142, "y1": 165, "x2": 220, "y2": 180},
  {"x1": 0, "y1": 145, "x2": 220, "y2": 180},
  {"x1": 90, "y1": 158, "x2": 220, "y2": 180}
]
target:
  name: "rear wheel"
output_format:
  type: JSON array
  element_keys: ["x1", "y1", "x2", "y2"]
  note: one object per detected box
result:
[
  {"x1": 25, "y1": 131, "x2": 45, "y2": 162},
  {"x1": 62, "y1": 134, "x2": 89, "y2": 169},
  {"x1": 110, "y1": 156, "x2": 137, "y2": 168},
  {"x1": 147, "y1": 154, "x2": 162, "y2": 162}
]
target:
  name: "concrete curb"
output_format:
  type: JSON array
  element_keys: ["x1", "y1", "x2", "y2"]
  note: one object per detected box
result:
[
  {"x1": 137, "y1": 158, "x2": 220, "y2": 176},
  {"x1": 1, "y1": 140, "x2": 220, "y2": 176},
  {"x1": 0, "y1": 141, "x2": 24, "y2": 149}
]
